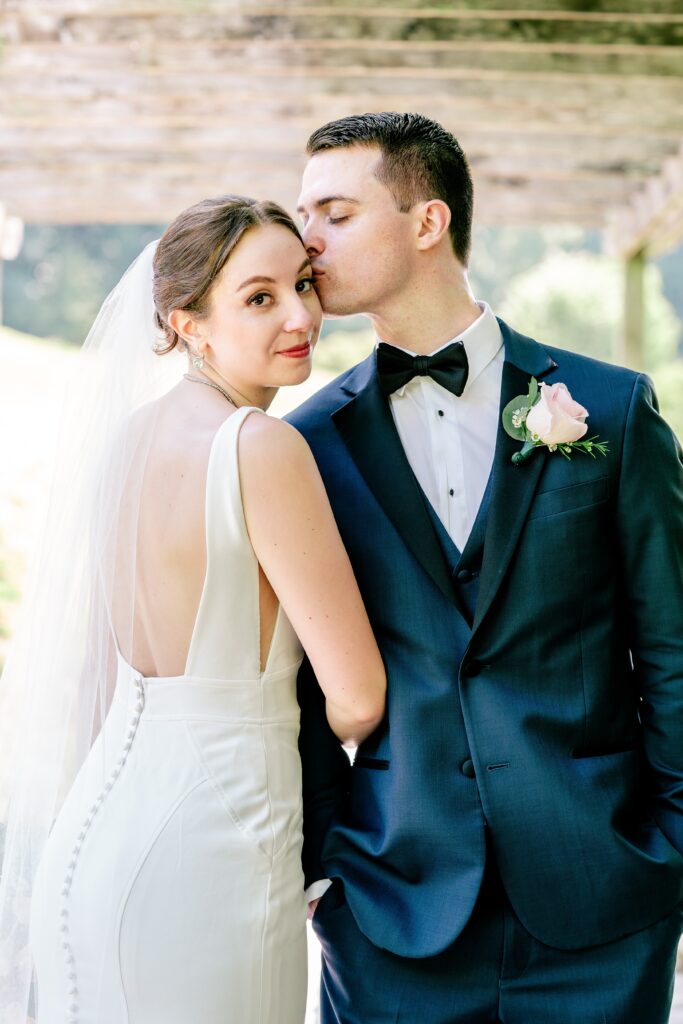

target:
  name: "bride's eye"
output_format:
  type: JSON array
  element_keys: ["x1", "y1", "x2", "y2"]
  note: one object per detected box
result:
[
  {"x1": 296, "y1": 277, "x2": 314, "y2": 293},
  {"x1": 248, "y1": 291, "x2": 273, "y2": 307}
]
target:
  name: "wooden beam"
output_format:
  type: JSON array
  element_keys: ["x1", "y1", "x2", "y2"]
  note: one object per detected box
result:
[
  {"x1": 605, "y1": 141, "x2": 683, "y2": 258},
  {"x1": 0, "y1": 165, "x2": 627, "y2": 225},
  {"x1": 3, "y1": 8, "x2": 683, "y2": 54},
  {"x1": 3, "y1": 39, "x2": 683, "y2": 78},
  {"x1": 0, "y1": 121, "x2": 666, "y2": 174},
  {"x1": 3, "y1": 68, "x2": 683, "y2": 120},
  {"x1": 0, "y1": 160, "x2": 643, "y2": 194},
  {"x1": 3, "y1": 91, "x2": 682, "y2": 140},
  {"x1": 4, "y1": 1, "x2": 683, "y2": 15}
]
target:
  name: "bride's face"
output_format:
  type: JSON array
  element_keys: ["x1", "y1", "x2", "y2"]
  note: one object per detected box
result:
[{"x1": 195, "y1": 223, "x2": 321, "y2": 399}]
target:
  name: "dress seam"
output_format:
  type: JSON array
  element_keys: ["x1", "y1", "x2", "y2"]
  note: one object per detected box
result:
[
  {"x1": 116, "y1": 775, "x2": 210, "y2": 1012},
  {"x1": 184, "y1": 719, "x2": 273, "y2": 862}
]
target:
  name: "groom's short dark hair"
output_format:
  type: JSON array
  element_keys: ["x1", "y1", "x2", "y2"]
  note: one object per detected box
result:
[{"x1": 306, "y1": 112, "x2": 474, "y2": 266}]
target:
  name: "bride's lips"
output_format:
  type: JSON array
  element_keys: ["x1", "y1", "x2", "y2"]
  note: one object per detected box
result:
[{"x1": 279, "y1": 342, "x2": 312, "y2": 359}]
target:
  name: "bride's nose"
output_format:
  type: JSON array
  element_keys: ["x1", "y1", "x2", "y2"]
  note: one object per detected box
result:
[{"x1": 282, "y1": 295, "x2": 316, "y2": 335}]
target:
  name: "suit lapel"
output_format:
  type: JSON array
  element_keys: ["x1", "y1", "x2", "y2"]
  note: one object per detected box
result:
[
  {"x1": 471, "y1": 321, "x2": 558, "y2": 637},
  {"x1": 332, "y1": 354, "x2": 457, "y2": 605}
]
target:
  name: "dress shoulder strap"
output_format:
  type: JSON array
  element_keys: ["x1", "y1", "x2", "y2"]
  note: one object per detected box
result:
[{"x1": 184, "y1": 407, "x2": 264, "y2": 679}]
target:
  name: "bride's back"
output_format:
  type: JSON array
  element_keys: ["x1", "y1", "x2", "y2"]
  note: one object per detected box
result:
[{"x1": 112, "y1": 391, "x2": 277, "y2": 679}]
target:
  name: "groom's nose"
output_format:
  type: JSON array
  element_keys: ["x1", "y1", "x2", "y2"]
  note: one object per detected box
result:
[{"x1": 302, "y1": 221, "x2": 324, "y2": 256}]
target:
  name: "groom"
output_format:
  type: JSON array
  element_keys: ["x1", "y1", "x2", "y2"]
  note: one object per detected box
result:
[{"x1": 288, "y1": 112, "x2": 683, "y2": 1022}]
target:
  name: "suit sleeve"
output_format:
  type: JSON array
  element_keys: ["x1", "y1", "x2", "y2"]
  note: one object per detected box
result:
[
  {"x1": 617, "y1": 373, "x2": 683, "y2": 854},
  {"x1": 296, "y1": 656, "x2": 352, "y2": 888}
]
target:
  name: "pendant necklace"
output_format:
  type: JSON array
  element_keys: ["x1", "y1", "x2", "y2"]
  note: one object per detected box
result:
[{"x1": 183, "y1": 374, "x2": 238, "y2": 408}]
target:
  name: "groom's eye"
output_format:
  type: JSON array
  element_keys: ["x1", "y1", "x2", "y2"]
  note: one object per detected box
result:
[{"x1": 328, "y1": 215, "x2": 348, "y2": 225}]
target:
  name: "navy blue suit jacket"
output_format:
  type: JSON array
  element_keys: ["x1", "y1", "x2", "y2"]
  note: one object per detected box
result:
[{"x1": 287, "y1": 320, "x2": 683, "y2": 957}]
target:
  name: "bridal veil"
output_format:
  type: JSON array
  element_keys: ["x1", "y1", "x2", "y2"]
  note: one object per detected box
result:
[{"x1": 0, "y1": 241, "x2": 183, "y2": 1020}]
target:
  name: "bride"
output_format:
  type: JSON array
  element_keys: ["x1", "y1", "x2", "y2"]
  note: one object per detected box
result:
[{"x1": 0, "y1": 195, "x2": 385, "y2": 1023}]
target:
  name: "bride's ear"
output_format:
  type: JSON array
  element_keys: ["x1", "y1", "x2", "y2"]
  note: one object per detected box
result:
[{"x1": 168, "y1": 308, "x2": 206, "y2": 351}]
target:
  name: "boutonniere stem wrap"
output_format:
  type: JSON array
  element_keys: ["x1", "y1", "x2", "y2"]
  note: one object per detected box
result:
[{"x1": 502, "y1": 378, "x2": 609, "y2": 465}]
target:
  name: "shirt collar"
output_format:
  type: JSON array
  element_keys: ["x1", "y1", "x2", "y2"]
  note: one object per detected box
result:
[{"x1": 376, "y1": 302, "x2": 503, "y2": 398}]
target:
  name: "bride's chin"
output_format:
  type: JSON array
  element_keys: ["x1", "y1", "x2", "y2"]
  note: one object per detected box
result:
[{"x1": 274, "y1": 360, "x2": 314, "y2": 387}]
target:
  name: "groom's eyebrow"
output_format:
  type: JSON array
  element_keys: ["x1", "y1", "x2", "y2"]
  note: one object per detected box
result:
[
  {"x1": 237, "y1": 259, "x2": 311, "y2": 291},
  {"x1": 296, "y1": 195, "x2": 360, "y2": 214}
]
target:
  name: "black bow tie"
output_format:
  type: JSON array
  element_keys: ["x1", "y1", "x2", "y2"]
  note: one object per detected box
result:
[{"x1": 376, "y1": 341, "x2": 469, "y2": 398}]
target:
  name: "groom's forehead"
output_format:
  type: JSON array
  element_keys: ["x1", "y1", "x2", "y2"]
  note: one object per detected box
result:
[{"x1": 297, "y1": 146, "x2": 383, "y2": 209}]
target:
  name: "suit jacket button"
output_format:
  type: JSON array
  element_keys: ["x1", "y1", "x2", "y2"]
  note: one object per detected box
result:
[
  {"x1": 455, "y1": 569, "x2": 476, "y2": 583},
  {"x1": 463, "y1": 659, "x2": 483, "y2": 677},
  {"x1": 461, "y1": 758, "x2": 476, "y2": 778}
]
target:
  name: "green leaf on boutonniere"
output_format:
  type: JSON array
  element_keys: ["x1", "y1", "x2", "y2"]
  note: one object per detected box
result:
[
  {"x1": 502, "y1": 395, "x2": 531, "y2": 441},
  {"x1": 528, "y1": 376, "x2": 539, "y2": 406}
]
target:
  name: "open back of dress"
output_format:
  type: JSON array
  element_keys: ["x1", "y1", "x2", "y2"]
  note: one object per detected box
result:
[{"x1": 30, "y1": 408, "x2": 307, "y2": 1024}]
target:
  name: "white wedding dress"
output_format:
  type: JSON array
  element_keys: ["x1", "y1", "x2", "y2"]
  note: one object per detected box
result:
[{"x1": 30, "y1": 408, "x2": 307, "y2": 1023}]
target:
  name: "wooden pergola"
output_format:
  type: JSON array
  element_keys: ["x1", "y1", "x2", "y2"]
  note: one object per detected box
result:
[{"x1": 1, "y1": 1, "x2": 683, "y2": 362}]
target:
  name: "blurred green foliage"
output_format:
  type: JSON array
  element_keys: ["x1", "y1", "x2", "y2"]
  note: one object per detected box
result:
[
  {"x1": 314, "y1": 325, "x2": 375, "y2": 374},
  {"x1": 498, "y1": 251, "x2": 680, "y2": 370},
  {"x1": 3, "y1": 224, "x2": 683, "y2": 353},
  {"x1": 652, "y1": 361, "x2": 683, "y2": 442},
  {"x1": 4, "y1": 225, "x2": 162, "y2": 344}
]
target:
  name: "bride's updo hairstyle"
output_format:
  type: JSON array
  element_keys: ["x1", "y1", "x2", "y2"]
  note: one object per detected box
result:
[{"x1": 153, "y1": 194, "x2": 303, "y2": 355}]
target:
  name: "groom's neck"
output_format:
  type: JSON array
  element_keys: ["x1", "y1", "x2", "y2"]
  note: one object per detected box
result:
[{"x1": 369, "y1": 264, "x2": 482, "y2": 354}]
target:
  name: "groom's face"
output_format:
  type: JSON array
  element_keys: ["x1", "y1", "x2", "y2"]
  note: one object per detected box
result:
[{"x1": 297, "y1": 144, "x2": 416, "y2": 317}]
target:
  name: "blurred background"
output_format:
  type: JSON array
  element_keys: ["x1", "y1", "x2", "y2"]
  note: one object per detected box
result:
[{"x1": 1, "y1": 0, "x2": 682, "y2": 1017}]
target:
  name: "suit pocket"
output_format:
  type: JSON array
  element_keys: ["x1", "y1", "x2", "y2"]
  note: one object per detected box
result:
[
  {"x1": 527, "y1": 476, "x2": 610, "y2": 521},
  {"x1": 354, "y1": 756, "x2": 390, "y2": 770},
  {"x1": 571, "y1": 742, "x2": 638, "y2": 759}
]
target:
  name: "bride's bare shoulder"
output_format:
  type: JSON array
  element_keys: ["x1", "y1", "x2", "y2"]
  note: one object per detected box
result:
[
  {"x1": 237, "y1": 412, "x2": 318, "y2": 495},
  {"x1": 238, "y1": 411, "x2": 312, "y2": 462}
]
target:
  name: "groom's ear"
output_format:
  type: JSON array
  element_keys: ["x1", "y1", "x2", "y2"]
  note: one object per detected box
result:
[
  {"x1": 414, "y1": 199, "x2": 451, "y2": 253},
  {"x1": 168, "y1": 308, "x2": 206, "y2": 350}
]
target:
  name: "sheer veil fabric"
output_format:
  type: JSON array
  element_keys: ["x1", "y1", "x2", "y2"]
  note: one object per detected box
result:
[{"x1": 0, "y1": 242, "x2": 183, "y2": 1020}]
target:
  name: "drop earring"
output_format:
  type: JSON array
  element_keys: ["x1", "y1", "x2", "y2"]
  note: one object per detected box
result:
[{"x1": 192, "y1": 352, "x2": 204, "y2": 370}]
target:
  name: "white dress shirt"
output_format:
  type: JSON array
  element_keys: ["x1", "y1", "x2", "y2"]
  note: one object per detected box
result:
[
  {"x1": 306, "y1": 304, "x2": 503, "y2": 907},
  {"x1": 384, "y1": 302, "x2": 504, "y2": 552}
]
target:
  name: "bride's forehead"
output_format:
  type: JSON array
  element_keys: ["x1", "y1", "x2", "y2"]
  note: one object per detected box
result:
[{"x1": 215, "y1": 227, "x2": 306, "y2": 285}]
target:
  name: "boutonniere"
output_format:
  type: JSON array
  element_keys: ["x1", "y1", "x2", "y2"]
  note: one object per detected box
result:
[{"x1": 502, "y1": 378, "x2": 609, "y2": 465}]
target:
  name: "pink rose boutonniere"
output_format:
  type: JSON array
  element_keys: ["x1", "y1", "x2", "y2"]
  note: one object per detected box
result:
[{"x1": 502, "y1": 377, "x2": 609, "y2": 465}]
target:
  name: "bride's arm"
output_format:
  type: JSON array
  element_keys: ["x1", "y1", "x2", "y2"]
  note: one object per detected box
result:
[{"x1": 239, "y1": 413, "x2": 386, "y2": 745}]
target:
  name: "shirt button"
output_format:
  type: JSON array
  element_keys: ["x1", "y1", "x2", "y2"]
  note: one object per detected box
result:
[
  {"x1": 461, "y1": 759, "x2": 476, "y2": 779},
  {"x1": 437, "y1": 409, "x2": 444, "y2": 417},
  {"x1": 449, "y1": 489, "x2": 454, "y2": 496}
]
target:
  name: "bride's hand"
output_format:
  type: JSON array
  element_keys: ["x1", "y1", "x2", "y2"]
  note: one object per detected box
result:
[{"x1": 307, "y1": 897, "x2": 321, "y2": 920}]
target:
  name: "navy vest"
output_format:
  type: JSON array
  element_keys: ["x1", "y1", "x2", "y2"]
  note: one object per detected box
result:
[{"x1": 421, "y1": 471, "x2": 492, "y2": 626}]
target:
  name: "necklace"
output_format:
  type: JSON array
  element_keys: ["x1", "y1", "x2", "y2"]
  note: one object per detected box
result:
[{"x1": 183, "y1": 373, "x2": 238, "y2": 408}]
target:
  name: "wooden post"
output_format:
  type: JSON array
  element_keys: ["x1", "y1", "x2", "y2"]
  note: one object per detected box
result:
[{"x1": 621, "y1": 250, "x2": 645, "y2": 370}]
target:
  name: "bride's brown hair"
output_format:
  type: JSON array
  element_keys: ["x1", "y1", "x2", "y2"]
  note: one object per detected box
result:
[{"x1": 153, "y1": 195, "x2": 303, "y2": 355}]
